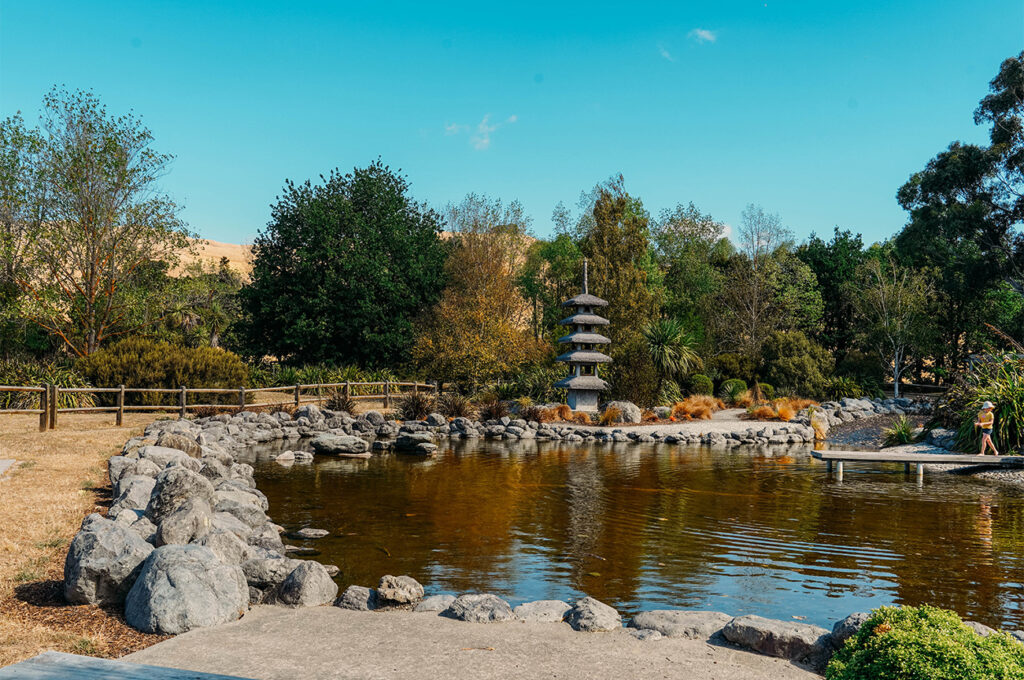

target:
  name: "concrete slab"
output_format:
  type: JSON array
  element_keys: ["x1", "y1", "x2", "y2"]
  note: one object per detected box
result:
[{"x1": 126, "y1": 606, "x2": 818, "y2": 680}]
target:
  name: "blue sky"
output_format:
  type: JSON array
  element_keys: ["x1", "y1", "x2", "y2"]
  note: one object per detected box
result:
[{"x1": 1, "y1": 1, "x2": 1021, "y2": 245}]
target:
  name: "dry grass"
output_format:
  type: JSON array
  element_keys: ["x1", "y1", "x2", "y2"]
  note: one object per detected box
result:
[
  {"x1": 554, "y1": 404, "x2": 572, "y2": 422},
  {"x1": 598, "y1": 406, "x2": 620, "y2": 427},
  {"x1": 570, "y1": 411, "x2": 591, "y2": 425},
  {"x1": 742, "y1": 397, "x2": 819, "y2": 422},
  {"x1": 0, "y1": 413, "x2": 170, "y2": 667},
  {"x1": 670, "y1": 395, "x2": 723, "y2": 421}
]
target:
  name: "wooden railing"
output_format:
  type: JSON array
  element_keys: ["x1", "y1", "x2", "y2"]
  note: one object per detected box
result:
[{"x1": 0, "y1": 381, "x2": 439, "y2": 432}]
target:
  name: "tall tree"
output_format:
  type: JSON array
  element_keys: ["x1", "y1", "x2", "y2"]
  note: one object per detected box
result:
[
  {"x1": 578, "y1": 176, "x2": 662, "y2": 405},
  {"x1": 796, "y1": 227, "x2": 865, "y2": 357},
  {"x1": 240, "y1": 160, "x2": 449, "y2": 366},
  {"x1": 853, "y1": 256, "x2": 932, "y2": 398},
  {"x1": 413, "y1": 194, "x2": 543, "y2": 387},
  {"x1": 18, "y1": 88, "x2": 192, "y2": 356},
  {"x1": 653, "y1": 202, "x2": 730, "y2": 333},
  {"x1": 518, "y1": 233, "x2": 582, "y2": 341}
]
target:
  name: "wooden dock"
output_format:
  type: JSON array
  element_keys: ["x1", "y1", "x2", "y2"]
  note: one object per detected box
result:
[
  {"x1": 0, "y1": 651, "x2": 254, "y2": 679},
  {"x1": 811, "y1": 449, "x2": 1024, "y2": 482}
]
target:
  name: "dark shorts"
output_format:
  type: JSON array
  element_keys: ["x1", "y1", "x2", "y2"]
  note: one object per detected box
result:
[{"x1": 983, "y1": 429, "x2": 993, "y2": 436}]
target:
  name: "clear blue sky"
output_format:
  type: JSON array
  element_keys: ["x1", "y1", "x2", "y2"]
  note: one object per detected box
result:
[{"x1": 1, "y1": 1, "x2": 1021, "y2": 245}]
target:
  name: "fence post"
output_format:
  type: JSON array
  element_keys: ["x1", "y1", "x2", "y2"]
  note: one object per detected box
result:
[
  {"x1": 239, "y1": 386, "x2": 246, "y2": 409},
  {"x1": 38, "y1": 384, "x2": 48, "y2": 433},
  {"x1": 49, "y1": 384, "x2": 58, "y2": 430},
  {"x1": 294, "y1": 384, "x2": 300, "y2": 407},
  {"x1": 116, "y1": 384, "x2": 125, "y2": 427},
  {"x1": 179, "y1": 386, "x2": 187, "y2": 418},
  {"x1": 345, "y1": 381, "x2": 350, "y2": 399},
  {"x1": 413, "y1": 381, "x2": 418, "y2": 396},
  {"x1": 384, "y1": 381, "x2": 390, "y2": 410}
]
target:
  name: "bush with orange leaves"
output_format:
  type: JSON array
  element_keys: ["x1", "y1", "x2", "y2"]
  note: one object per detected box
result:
[
  {"x1": 670, "y1": 395, "x2": 723, "y2": 421},
  {"x1": 598, "y1": 406, "x2": 621, "y2": 426},
  {"x1": 571, "y1": 411, "x2": 592, "y2": 425},
  {"x1": 743, "y1": 397, "x2": 818, "y2": 422}
]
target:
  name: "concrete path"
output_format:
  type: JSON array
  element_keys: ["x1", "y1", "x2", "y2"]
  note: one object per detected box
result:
[{"x1": 126, "y1": 607, "x2": 819, "y2": 680}]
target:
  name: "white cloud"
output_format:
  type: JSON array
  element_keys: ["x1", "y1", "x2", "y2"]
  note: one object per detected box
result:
[
  {"x1": 657, "y1": 44, "x2": 674, "y2": 61},
  {"x1": 446, "y1": 114, "x2": 518, "y2": 150},
  {"x1": 688, "y1": 28, "x2": 717, "y2": 44}
]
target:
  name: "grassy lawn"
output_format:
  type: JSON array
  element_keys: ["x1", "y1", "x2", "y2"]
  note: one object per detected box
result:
[{"x1": 0, "y1": 413, "x2": 171, "y2": 667}]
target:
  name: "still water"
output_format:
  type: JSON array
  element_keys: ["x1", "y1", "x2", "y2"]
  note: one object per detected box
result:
[{"x1": 243, "y1": 440, "x2": 1024, "y2": 630}]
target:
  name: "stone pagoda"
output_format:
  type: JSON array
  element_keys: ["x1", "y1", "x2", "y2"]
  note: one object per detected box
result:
[{"x1": 554, "y1": 260, "x2": 611, "y2": 412}]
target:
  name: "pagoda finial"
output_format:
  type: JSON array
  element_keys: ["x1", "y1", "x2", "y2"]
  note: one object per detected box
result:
[{"x1": 583, "y1": 258, "x2": 589, "y2": 294}]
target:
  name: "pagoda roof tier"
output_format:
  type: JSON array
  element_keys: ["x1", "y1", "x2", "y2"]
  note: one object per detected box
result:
[
  {"x1": 558, "y1": 312, "x2": 610, "y2": 327},
  {"x1": 555, "y1": 349, "x2": 613, "y2": 364},
  {"x1": 553, "y1": 375, "x2": 610, "y2": 390},
  {"x1": 561, "y1": 293, "x2": 608, "y2": 308},
  {"x1": 557, "y1": 331, "x2": 611, "y2": 345}
]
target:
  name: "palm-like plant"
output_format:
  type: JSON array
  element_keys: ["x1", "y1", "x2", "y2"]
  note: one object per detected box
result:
[{"x1": 643, "y1": 318, "x2": 702, "y2": 402}]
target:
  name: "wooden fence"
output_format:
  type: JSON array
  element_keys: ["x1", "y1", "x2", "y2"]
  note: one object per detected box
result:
[{"x1": 0, "y1": 381, "x2": 439, "y2": 432}]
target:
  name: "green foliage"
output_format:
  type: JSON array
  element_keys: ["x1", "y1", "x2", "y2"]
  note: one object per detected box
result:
[
  {"x1": 884, "y1": 415, "x2": 918, "y2": 447},
  {"x1": 718, "y1": 379, "x2": 748, "y2": 404},
  {"x1": 396, "y1": 392, "x2": 434, "y2": 420},
  {"x1": 436, "y1": 392, "x2": 474, "y2": 418},
  {"x1": 324, "y1": 390, "x2": 356, "y2": 414},
  {"x1": 518, "y1": 233, "x2": 583, "y2": 341},
  {"x1": 240, "y1": 160, "x2": 449, "y2": 367},
  {"x1": 476, "y1": 393, "x2": 508, "y2": 421},
  {"x1": 0, "y1": 359, "x2": 95, "y2": 409},
  {"x1": 706, "y1": 353, "x2": 756, "y2": 385},
  {"x1": 797, "y1": 228, "x2": 866, "y2": 357},
  {"x1": 77, "y1": 337, "x2": 248, "y2": 405},
  {"x1": 688, "y1": 374, "x2": 714, "y2": 395},
  {"x1": 757, "y1": 382, "x2": 775, "y2": 401},
  {"x1": 826, "y1": 605, "x2": 1024, "y2": 680},
  {"x1": 656, "y1": 379, "x2": 683, "y2": 406},
  {"x1": 944, "y1": 355, "x2": 1024, "y2": 452},
  {"x1": 760, "y1": 330, "x2": 834, "y2": 399},
  {"x1": 643, "y1": 318, "x2": 702, "y2": 401},
  {"x1": 824, "y1": 376, "x2": 864, "y2": 400},
  {"x1": 607, "y1": 336, "x2": 660, "y2": 406}
]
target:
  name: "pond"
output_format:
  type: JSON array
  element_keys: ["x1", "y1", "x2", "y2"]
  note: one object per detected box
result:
[{"x1": 242, "y1": 439, "x2": 1024, "y2": 630}]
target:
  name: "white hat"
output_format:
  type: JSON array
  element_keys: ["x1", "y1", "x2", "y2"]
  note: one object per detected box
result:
[{"x1": 982, "y1": 401, "x2": 994, "y2": 409}]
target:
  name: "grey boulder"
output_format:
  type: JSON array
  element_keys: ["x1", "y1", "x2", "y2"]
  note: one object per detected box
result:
[
  {"x1": 628, "y1": 610, "x2": 731, "y2": 640},
  {"x1": 513, "y1": 599, "x2": 570, "y2": 623},
  {"x1": 831, "y1": 612, "x2": 870, "y2": 647},
  {"x1": 415, "y1": 594, "x2": 456, "y2": 613},
  {"x1": 137, "y1": 445, "x2": 192, "y2": 469},
  {"x1": 63, "y1": 514, "x2": 154, "y2": 605},
  {"x1": 145, "y1": 466, "x2": 215, "y2": 524},
  {"x1": 291, "y1": 527, "x2": 329, "y2": 539},
  {"x1": 197, "y1": 529, "x2": 251, "y2": 564},
  {"x1": 155, "y1": 498, "x2": 213, "y2": 546},
  {"x1": 124, "y1": 545, "x2": 248, "y2": 634},
  {"x1": 377, "y1": 574, "x2": 424, "y2": 605},
  {"x1": 156, "y1": 432, "x2": 202, "y2": 458},
  {"x1": 565, "y1": 596, "x2": 621, "y2": 632},
  {"x1": 335, "y1": 585, "x2": 378, "y2": 611},
  {"x1": 110, "y1": 475, "x2": 157, "y2": 514},
  {"x1": 273, "y1": 561, "x2": 338, "y2": 607},
  {"x1": 310, "y1": 434, "x2": 369, "y2": 456},
  {"x1": 722, "y1": 615, "x2": 833, "y2": 670},
  {"x1": 602, "y1": 401, "x2": 642, "y2": 424},
  {"x1": 442, "y1": 594, "x2": 515, "y2": 623}
]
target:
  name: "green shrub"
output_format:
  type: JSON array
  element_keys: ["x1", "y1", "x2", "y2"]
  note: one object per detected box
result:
[
  {"x1": 760, "y1": 331, "x2": 834, "y2": 399},
  {"x1": 756, "y1": 382, "x2": 775, "y2": 401},
  {"x1": 688, "y1": 374, "x2": 714, "y2": 395},
  {"x1": 0, "y1": 360, "x2": 96, "y2": 409},
  {"x1": 827, "y1": 605, "x2": 1024, "y2": 680},
  {"x1": 437, "y1": 392, "x2": 474, "y2": 418},
  {"x1": 825, "y1": 376, "x2": 864, "y2": 400},
  {"x1": 718, "y1": 379, "x2": 748, "y2": 404},
  {"x1": 77, "y1": 337, "x2": 248, "y2": 405},
  {"x1": 656, "y1": 379, "x2": 683, "y2": 406},
  {"x1": 943, "y1": 355, "x2": 1024, "y2": 453},
  {"x1": 325, "y1": 390, "x2": 356, "y2": 414},
  {"x1": 396, "y1": 392, "x2": 433, "y2": 420},
  {"x1": 706, "y1": 353, "x2": 756, "y2": 384},
  {"x1": 883, "y1": 415, "x2": 917, "y2": 447}
]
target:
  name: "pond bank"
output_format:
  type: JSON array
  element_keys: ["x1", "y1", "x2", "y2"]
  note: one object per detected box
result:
[{"x1": 124, "y1": 605, "x2": 820, "y2": 680}]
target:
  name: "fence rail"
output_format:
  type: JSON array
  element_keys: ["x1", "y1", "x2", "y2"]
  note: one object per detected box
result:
[{"x1": 0, "y1": 380, "x2": 440, "y2": 432}]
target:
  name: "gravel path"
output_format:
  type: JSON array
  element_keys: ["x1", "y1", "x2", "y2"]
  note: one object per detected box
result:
[
  {"x1": 126, "y1": 606, "x2": 819, "y2": 680},
  {"x1": 569, "y1": 408, "x2": 761, "y2": 436}
]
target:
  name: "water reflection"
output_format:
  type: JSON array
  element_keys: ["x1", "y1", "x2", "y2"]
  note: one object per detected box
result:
[{"x1": 245, "y1": 439, "x2": 1024, "y2": 629}]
